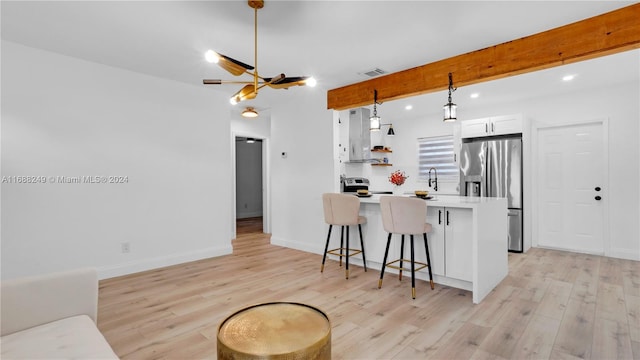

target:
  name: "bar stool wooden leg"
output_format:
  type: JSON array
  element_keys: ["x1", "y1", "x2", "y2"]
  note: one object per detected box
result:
[
  {"x1": 424, "y1": 233, "x2": 435, "y2": 289},
  {"x1": 321, "y1": 225, "x2": 332, "y2": 272},
  {"x1": 399, "y1": 235, "x2": 405, "y2": 281},
  {"x1": 410, "y1": 235, "x2": 416, "y2": 299},
  {"x1": 345, "y1": 226, "x2": 350, "y2": 279},
  {"x1": 358, "y1": 224, "x2": 367, "y2": 272},
  {"x1": 378, "y1": 233, "x2": 392, "y2": 288}
]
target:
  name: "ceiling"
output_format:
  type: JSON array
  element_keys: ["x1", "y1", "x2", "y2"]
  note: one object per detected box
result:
[{"x1": 2, "y1": 1, "x2": 638, "y2": 120}]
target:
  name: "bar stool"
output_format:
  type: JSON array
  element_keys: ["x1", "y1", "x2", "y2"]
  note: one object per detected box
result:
[
  {"x1": 321, "y1": 193, "x2": 367, "y2": 279},
  {"x1": 378, "y1": 196, "x2": 435, "y2": 299}
]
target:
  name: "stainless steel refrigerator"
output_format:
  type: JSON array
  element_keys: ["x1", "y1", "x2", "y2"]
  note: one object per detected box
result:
[{"x1": 459, "y1": 137, "x2": 523, "y2": 252}]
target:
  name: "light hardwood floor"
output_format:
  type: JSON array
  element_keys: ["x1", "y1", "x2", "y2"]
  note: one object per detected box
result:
[{"x1": 98, "y1": 220, "x2": 640, "y2": 359}]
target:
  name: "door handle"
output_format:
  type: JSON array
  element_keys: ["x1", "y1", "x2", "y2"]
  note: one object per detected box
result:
[
  {"x1": 446, "y1": 211, "x2": 450, "y2": 226},
  {"x1": 595, "y1": 196, "x2": 602, "y2": 201},
  {"x1": 438, "y1": 210, "x2": 442, "y2": 225},
  {"x1": 595, "y1": 187, "x2": 601, "y2": 191}
]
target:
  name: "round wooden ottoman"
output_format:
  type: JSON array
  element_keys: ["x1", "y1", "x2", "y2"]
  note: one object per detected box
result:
[{"x1": 217, "y1": 302, "x2": 331, "y2": 359}]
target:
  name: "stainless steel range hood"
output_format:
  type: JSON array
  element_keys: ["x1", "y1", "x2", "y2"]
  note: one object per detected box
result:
[{"x1": 347, "y1": 108, "x2": 371, "y2": 162}]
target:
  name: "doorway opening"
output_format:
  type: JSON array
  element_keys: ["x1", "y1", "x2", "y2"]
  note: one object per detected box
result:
[{"x1": 234, "y1": 136, "x2": 268, "y2": 238}]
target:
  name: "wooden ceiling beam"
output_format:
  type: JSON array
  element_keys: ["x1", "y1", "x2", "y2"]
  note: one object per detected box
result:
[{"x1": 327, "y1": 3, "x2": 640, "y2": 110}]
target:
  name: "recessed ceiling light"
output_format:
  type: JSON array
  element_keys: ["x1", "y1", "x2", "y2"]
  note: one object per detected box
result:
[
  {"x1": 562, "y1": 75, "x2": 576, "y2": 81},
  {"x1": 405, "y1": 105, "x2": 413, "y2": 110},
  {"x1": 470, "y1": 93, "x2": 480, "y2": 99}
]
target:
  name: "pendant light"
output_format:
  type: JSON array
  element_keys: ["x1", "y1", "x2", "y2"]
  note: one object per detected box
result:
[
  {"x1": 369, "y1": 89, "x2": 396, "y2": 135},
  {"x1": 370, "y1": 89, "x2": 381, "y2": 131},
  {"x1": 443, "y1": 72, "x2": 457, "y2": 122}
]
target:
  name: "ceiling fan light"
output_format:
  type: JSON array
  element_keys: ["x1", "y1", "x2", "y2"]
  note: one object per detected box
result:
[
  {"x1": 305, "y1": 77, "x2": 317, "y2": 87},
  {"x1": 205, "y1": 50, "x2": 219, "y2": 64},
  {"x1": 202, "y1": 1, "x2": 313, "y2": 103},
  {"x1": 242, "y1": 107, "x2": 259, "y2": 118},
  {"x1": 230, "y1": 84, "x2": 257, "y2": 105}
]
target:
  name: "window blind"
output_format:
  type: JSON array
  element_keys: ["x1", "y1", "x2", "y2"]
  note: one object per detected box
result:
[{"x1": 418, "y1": 135, "x2": 458, "y2": 181}]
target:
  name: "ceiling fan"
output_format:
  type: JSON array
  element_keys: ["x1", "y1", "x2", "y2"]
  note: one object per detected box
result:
[{"x1": 202, "y1": 0, "x2": 316, "y2": 105}]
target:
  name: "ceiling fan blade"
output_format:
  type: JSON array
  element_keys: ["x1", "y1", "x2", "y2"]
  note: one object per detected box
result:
[
  {"x1": 264, "y1": 73, "x2": 286, "y2": 84},
  {"x1": 208, "y1": 50, "x2": 255, "y2": 76},
  {"x1": 203, "y1": 79, "x2": 257, "y2": 85},
  {"x1": 266, "y1": 76, "x2": 313, "y2": 89},
  {"x1": 230, "y1": 84, "x2": 257, "y2": 105}
]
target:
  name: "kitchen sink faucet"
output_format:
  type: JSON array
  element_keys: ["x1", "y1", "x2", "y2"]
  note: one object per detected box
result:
[{"x1": 428, "y1": 167, "x2": 438, "y2": 192}]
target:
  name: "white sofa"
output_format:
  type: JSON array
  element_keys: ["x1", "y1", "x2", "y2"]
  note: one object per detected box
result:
[{"x1": 1, "y1": 268, "x2": 119, "y2": 359}]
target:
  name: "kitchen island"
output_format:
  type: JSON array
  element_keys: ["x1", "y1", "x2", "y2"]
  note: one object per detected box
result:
[{"x1": 346, "y1": 194, "x2": 507, "y2": 304}]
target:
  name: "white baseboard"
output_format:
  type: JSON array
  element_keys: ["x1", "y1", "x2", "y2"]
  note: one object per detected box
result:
[
  {"x1": 270, "y1": 236, "x2": 323, "y2": 254},
  {"x1": 237, "y1": 211, "x2": 263, "y2": 219},
  {"x1": 535, "y1": 245, "x2": 639, "y2": 261},
  {"x1": 608, "y1": 248, "x2": 640, "y2": 261},
  {"x1": 97, "y1": 245, "x2": 233, "y2": 280}
]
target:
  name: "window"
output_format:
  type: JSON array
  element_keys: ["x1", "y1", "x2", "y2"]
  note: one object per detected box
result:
[{"x1": 418, "y1": 135, "x2": 458, "y2": 181}]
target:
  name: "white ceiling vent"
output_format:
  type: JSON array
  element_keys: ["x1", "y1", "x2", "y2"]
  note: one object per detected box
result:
[{"x1": 360, "y1": 68, "x2": 387, "y2": 78}]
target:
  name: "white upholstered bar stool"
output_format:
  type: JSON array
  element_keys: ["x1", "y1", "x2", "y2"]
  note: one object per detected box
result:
[
  {"x1": 321, "y1": 193, "x2": 368, "y2": 279},
  {"x1": 378, "y1": 196, "x2": 435, "y2": 299}
]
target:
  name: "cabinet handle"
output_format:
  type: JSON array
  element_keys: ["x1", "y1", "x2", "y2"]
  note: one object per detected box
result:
[
  {"x1": 446, "y1": 210, "x2": 450, "y2": 226},
  {"x1": 438, "y1": 210, "x2": 442, "y2": 225},
  {"x1": 491, "y1": 122, "x2": 495, "y2": 133},
  {"x1": 485, "y1": 123, "x2": 488, "y2": 133},
  {"x1": 595, "y1": 196, "x2": 602, "y2": 201},
  {"x1": 595, "y1": 187, "x2": 601, "y2": 191}
]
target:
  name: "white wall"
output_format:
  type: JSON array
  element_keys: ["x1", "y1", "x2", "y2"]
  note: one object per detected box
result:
[
  {"x1": 1, "y1": 41, "x2": 234, "y2": 280},
  {"x1": 230, "y1": 111, "x2": 271, "y2": 139},
  {"x1": 269, "y1": 90, "x2": 335, "y2": 253}
]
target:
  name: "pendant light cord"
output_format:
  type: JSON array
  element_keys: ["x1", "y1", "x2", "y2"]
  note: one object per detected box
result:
[
  {"x1": 448, "y1": 73, "x2": 456, "y2": 102},
  {"x1": 373, "y1": 89, "x2": 378, "y2": 116}
]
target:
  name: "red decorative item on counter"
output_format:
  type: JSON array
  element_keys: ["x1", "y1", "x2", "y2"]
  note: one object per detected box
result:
[{"x1": 389, "y1": 170, "x2": 408, "y2": 186}]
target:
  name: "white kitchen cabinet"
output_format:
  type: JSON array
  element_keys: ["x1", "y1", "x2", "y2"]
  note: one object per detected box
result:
[
  {"x1": 461, "y1": 114, "x2": 523, "y2": 138},
  {"x1": 426, "y1": 206, "x2": 473, "y2": 282},
  {"x1": 357, "y1": 195, "x2": 508, "y2": 303}
]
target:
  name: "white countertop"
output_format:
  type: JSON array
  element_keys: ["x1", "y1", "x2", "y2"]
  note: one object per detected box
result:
[{"x1": 354, "y1": 193, "x2": 507, "y2": 209}]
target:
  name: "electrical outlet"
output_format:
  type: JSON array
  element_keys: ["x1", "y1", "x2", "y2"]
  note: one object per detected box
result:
[{"x1": 121, "y1": 242, "x2": 130, "y2": 253}]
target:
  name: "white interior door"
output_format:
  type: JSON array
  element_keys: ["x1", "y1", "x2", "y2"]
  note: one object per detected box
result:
[{"x1": 537, "y1": 122, "x2": 605, "y2": 254}]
